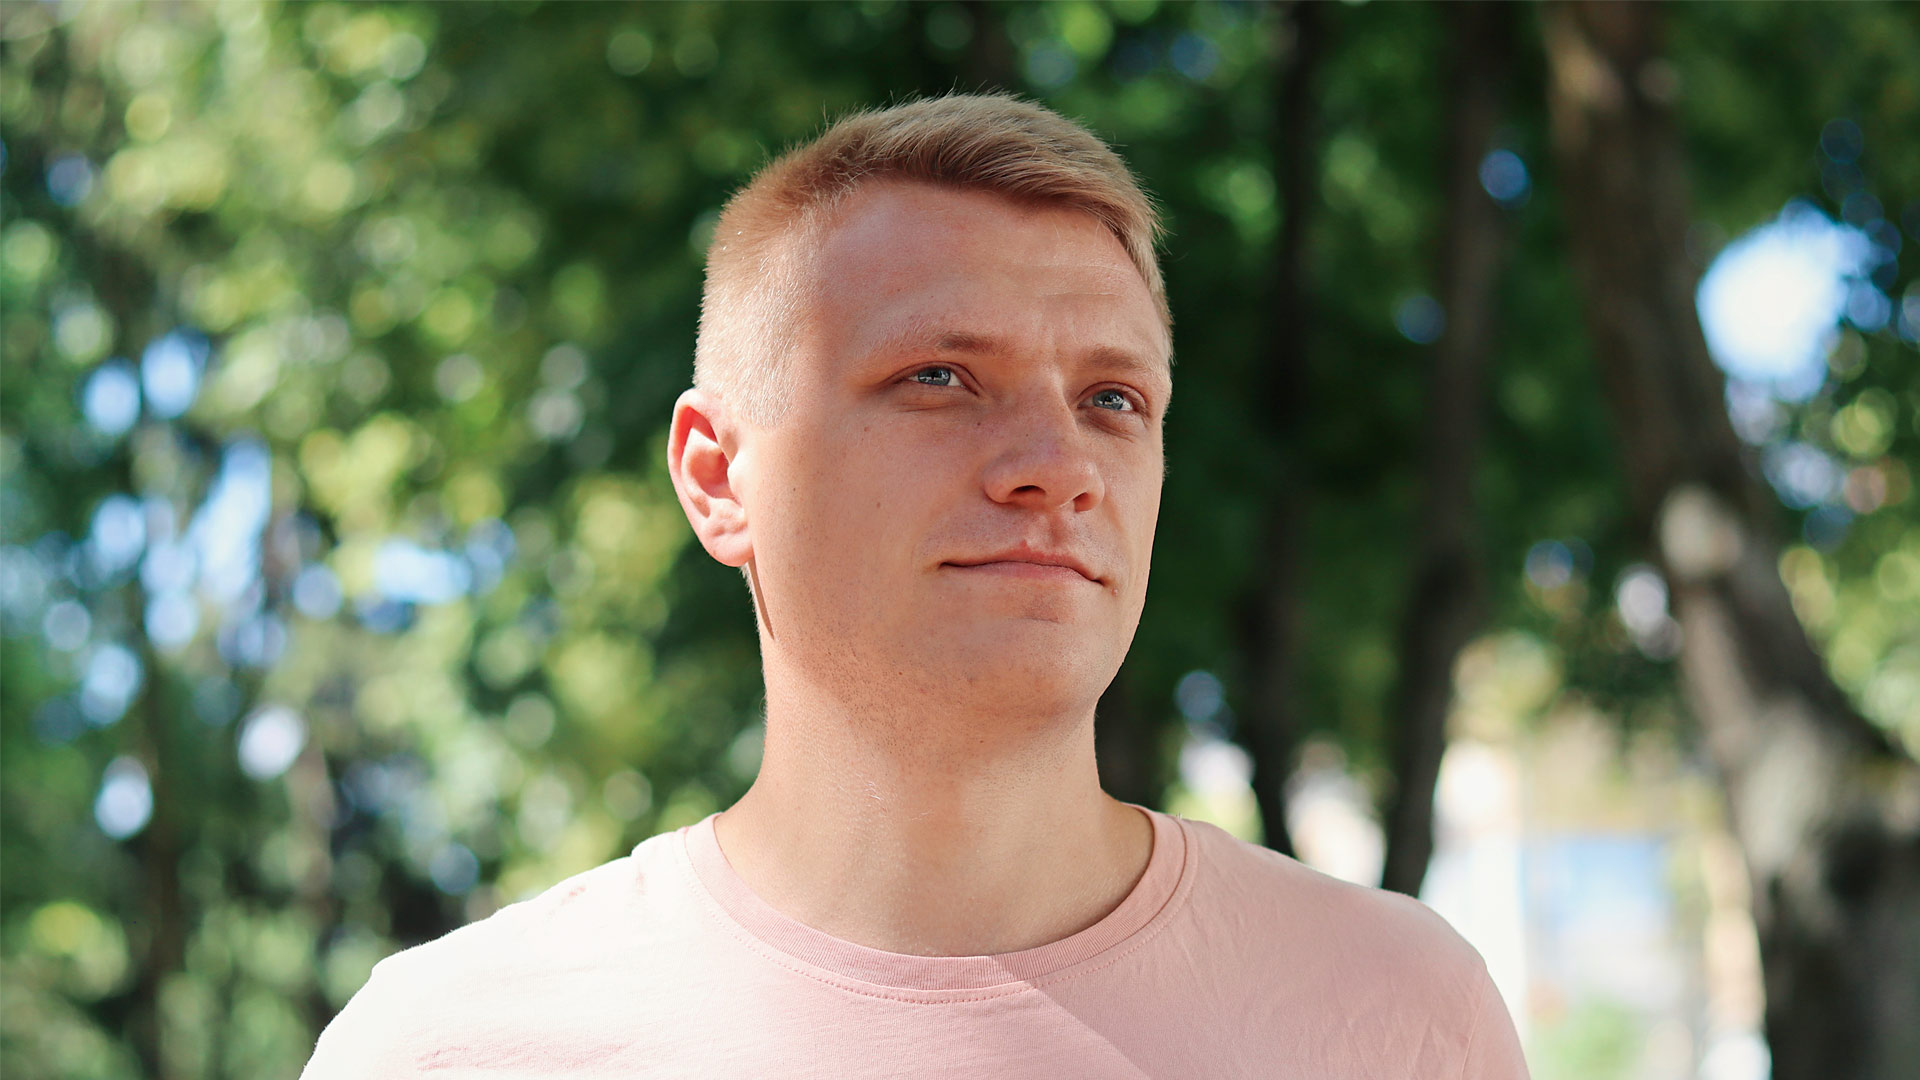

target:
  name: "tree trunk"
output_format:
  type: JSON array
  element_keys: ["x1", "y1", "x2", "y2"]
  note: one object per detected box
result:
[
  {"x1": 1096, "y1": 664, "x2": 1168, "y2": 810},
  {"x1": 66, "y1": 185, "x2": 190, "y2": 1080},
  {"x1": 961, "y1": 0, "x2": 1019, "y2": 93},
  {"x1": 1541, "y1": 5, "x2": 1920, "y2": 1077},
  {"x1": 1380, "y1": 0, "x2": 1512, "y2": 899},
  {"x1": 125, "y1": 583, "x2": 186, "y2": 1080},
  {"x1": 1237, "y1": 0, "x2": 1328, "y2": 858}
]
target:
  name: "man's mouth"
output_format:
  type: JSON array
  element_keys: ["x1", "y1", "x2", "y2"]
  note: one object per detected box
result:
[{"x1": 941, "y1": 543, "x2": 1101, "y2": 584}]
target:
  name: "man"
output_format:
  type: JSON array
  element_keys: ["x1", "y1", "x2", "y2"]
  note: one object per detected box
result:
[{"x1": 303, "y1": 92, "x2": 1530, "y2": 1078}]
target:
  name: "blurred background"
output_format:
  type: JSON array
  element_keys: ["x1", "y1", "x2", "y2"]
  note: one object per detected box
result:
[{"x1": 2, "y1": 2, "x2": 1917, "y2": 1078}]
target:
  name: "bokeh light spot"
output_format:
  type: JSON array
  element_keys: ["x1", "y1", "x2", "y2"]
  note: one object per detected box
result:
[
  {"x1": 238, "y1": 705, "x2": 307, "y2": 781},
  {"x1": 606, "y1": 27, "x2": 653, "y2": 75},
  {"x1": 1525, "y1": 540, "x2": 1575, "y2": 590},
  {"x1": 292, "y1": 564, "x2": 344, "y2": 619},
  {"x1": 1762, "y1": 441, "x2": 1844, "y2": 509},
  {"x1": 43, "y1": 599, "x2": 92, "y2": 652},
  {"x1": 141, "y1": 330, "x2": 209, "y2": 418},
  {"x1": 924, "y1": 6, "x2": 973, "y2": 52},
  {"x1": 88, "y1": 495, "x2": 147, "y2": 577},
  {"x1": 1696, "y1": 202, "x2": 1872, "y2": 401},
  {"x1": 1025, "y1": 43, "x2": 1077, "y2": 89},
  {"x1": 80, "y1": 642, "x2": 143, "y2": 726},
  {"x1": 603, "y1": 769, "x2": 653, "y2": 822},
  {"x1": 1169, "y1": 32, "x2": 1218, "y2": 82},
  {"x1": 373, "y1": 539, "x2": 472, "y2": 604},
  {"x1": 434, "y1": 353, "x2": 485, "y2": 403},
  {"x1": 429, "y1": 843, "x2": 480, "y2": 895},
  {"x1": 94, "y1": 757, "x2": 153, "y2": 840},
  {"x1": 47, "y1": 154, "x2": 95, "y2": 206},
  {"x1": 1394, "y1": 294, "x2": 1446, "y2": 344},
  {"x1": 1819, "y1": 118, "x2": 1863, "y2": 164},
  {"x1": 1478, "y1": 149, "x2": 1529, "y2": 206},
  {"x1": 82, "y1": 360, "x2": 141, "y2": 437},
  {"x1": 145, "y1": 590, "x2": 200, "y2": 650},
  {"x1": 0, "y1": 545, "x2": 51, "y2": 625},
  {"x1": 1175, "y1": 670, "x2": 1225, "y2": 725}
]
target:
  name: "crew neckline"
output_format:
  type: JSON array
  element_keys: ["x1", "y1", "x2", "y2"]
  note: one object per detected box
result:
[{"x1": 673, "y1": 802, "x2": 1196, "y2": 999}]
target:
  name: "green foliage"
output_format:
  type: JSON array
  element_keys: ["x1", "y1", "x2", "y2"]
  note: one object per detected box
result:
[
  {"x1": 1, "y1": 2, "x2": 1915, "y2": 1076},
  {"x1": 1531, "y1": 994, "x2": 1644, "y2": 1080}
]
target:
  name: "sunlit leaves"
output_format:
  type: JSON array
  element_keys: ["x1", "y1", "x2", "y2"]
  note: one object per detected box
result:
[
  {"x1": 3, "y1": 3, "x2": 1916, "y2": 1078},
  {"x1": 298, "y1": 415, "x2": 422, "y2": 531}
]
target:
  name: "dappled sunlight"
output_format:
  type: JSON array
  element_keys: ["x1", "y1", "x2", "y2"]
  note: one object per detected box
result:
[
  {"x1": 1697, "y1": 201, "x2": 1874, "y2": 399},
  {"x1": 1440, "y1": 640, "x2": 1770, "y2": 1080},
  {"x1": 1284, "y1": 738, "x2": 1384, "y2": 887},
  {"x1": 1170, "y1": 631, "x2": 1777, "y2": 1080},
  {"x1": 2, "y1": 1, "x2": 1914, "y2": 1075},
  {"x1": 92, "y1": 756, "x2": 151, "y2": 840}
]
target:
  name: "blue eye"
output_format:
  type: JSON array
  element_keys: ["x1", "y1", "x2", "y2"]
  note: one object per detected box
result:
[
  {"x1": 1089, "y1": 389, "x2": 1135, "y2": 412},
  {"x1": 911, "y1": 366, "x2": 959, "y2": 387}
]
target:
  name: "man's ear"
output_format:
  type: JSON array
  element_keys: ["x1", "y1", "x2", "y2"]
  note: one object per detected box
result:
[{"x1": 667, "y1": 387, "x2": 752, "y2": 568}]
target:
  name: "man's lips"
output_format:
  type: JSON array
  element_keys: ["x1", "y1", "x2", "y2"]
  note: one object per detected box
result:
[{"x1": 940, "y1": 544, "x2": 1102, "y2": 584}]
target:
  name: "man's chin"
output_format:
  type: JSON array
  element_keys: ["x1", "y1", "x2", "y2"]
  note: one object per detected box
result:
[
  {"x1": 930, "y1": 590, "x2": 1108, "y2": 627},
  {"x1": 924, "y1": 626, "x2": 1120, "y2": 690}
]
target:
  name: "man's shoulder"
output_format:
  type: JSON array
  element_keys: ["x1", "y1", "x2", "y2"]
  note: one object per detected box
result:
[
  {"x1": 1177, "y1": 813, "x2": 1487, "y2": 981},
  {"x1": 1173, "y1": 815, "x2": 1528, "y2": 1077},
  {"x1": 385, "y1": 822, "x2": 695, "y2": 976},
  {"x1": 301, "y1": 830, "x2": 686, "y2": 1077}
]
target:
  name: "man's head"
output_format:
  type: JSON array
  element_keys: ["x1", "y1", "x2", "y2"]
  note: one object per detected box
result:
[
  {"x1": 668, "y1": 93, "x2": 1171, "y2": 732},
  {"x1": 693, "y1": 92, "x2": 1169, "y2": 426}
]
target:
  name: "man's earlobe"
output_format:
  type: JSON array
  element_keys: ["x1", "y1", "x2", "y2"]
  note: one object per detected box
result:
[{"x1": 667, "y1": 388, "x2": 752, "y2": 568}]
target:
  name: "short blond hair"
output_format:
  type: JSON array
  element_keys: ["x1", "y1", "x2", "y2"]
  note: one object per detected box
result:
[{"x1": 693, "y1": 92, "x2": 1169, "y2": 425}]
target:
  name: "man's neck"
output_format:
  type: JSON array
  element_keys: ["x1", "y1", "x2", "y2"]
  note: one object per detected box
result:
[{"x1": 710, "y1": 695, "x2": 1154, "y2": 958}]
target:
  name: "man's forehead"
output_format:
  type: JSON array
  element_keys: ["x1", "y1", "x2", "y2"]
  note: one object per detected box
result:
[
  {"x1": 791, "y1": 181, "x2": 1173, "y2": 372},
  {"x1": 823, "y1": 183, "x2": 1159, "y2": 286}
]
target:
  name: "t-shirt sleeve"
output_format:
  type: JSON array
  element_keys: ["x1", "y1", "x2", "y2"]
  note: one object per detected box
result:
[
  {"x1": 299, "y1": 955, "x2": 413, "y2": 1080},
  {"x1": 1459, "y1": 961, "x2": 1529, "y2": 1080}
]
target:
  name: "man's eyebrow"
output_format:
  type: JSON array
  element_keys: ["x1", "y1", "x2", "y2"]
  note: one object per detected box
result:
[
  {"x1": 1081, "y1": 344, "x2": 1172, "y2": 384},
  {"x1": 869, "y1": 320, "x2": 1171, "y2": 380},
  {"x1": 861, "y1": 316, "x2": 1003, "y2": 360}
]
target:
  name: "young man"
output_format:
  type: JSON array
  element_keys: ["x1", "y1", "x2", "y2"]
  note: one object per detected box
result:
[{"x1": 303, "y1": 93, "x2": 1530, "y2": 1078}]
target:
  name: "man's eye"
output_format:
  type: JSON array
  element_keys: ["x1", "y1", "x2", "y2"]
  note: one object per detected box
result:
[
  {"x1": 910, "y1": 366, "x2": 959, "y2": 387},
  {"x1": 1089, "y1": 388, "x2": 1136, "y2": 412}
]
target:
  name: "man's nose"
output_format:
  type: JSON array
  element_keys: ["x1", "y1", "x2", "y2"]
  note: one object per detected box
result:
[{"x1": 979, "y1": 395, "x2": 1106, "y2": 513}]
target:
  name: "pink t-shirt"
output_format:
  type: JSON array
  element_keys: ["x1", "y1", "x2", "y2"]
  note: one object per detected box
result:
[{"x1": 303, "y1": 805, "x2": 1529, "y2": 1078}]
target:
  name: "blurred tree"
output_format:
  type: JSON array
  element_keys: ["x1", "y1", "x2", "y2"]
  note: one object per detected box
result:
[
  {"x1": 0, "y1": 3, "x2": 1914, "y2": 1078},
  {"x1": 1233, "y1": 0, "x2": 1324, "y2": 861},
  {"x1": 1379, "y1": 0, "x2": 1514, "y2": 899},
  {"x1": 1542, "y1": 4, "x2": 1920, "y2": 1076}
]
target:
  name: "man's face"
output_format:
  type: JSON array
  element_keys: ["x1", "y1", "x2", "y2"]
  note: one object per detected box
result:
[{"x1": 731, "y1": 180, "x2": 1170, "y2": 723}]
